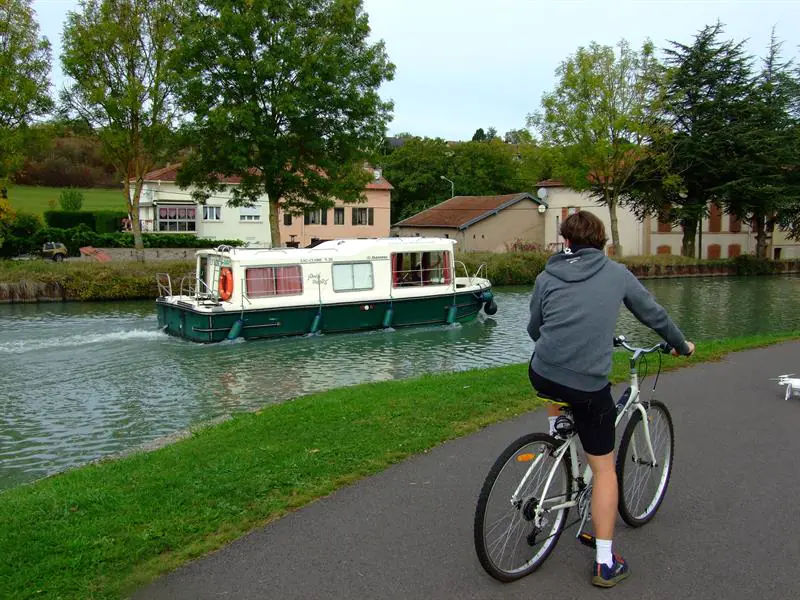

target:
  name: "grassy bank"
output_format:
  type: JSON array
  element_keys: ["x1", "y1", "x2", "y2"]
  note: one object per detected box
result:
[
  {"x1": 0, "y1": 260, "x2": 194, "y2": 302},
  {"x1": 5, "y1": 185, "x2": 125, "y2": 216},
  {"x1": 1, "y1": 332, "x2": 798, "y2": 600}
]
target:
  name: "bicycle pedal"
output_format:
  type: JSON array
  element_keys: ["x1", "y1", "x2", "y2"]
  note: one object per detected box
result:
[{"x1": 577, "y1": 532, "x2": 596, "y2": 549}]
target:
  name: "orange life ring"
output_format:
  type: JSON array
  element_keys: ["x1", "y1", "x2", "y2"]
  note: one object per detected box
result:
[{"x1": 219, "y1": 267, "x2": 234, "y2": 301}]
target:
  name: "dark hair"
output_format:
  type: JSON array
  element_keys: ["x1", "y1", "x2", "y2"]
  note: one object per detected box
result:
[{"x1": 560, "y1": 211, "x2": 608, "y2": 250}]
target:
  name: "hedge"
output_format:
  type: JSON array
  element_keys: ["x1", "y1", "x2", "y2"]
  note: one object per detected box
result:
[
  {"x1": 0, "y1": 224, "x2": 244, "y2": 257},
  {"x1": 43, "y1": 210, "x2": 96, "y2": 230}
]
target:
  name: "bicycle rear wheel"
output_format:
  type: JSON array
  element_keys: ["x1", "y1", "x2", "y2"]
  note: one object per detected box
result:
[
  {"x1": 616, "y1": 399, "x2": 674, "y2": 526},
  {"x1": 474, "y1": 433, "x2": 572, "y2": 582}
]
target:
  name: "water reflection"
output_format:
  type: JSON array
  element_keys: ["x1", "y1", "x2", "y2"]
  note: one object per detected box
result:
[{"x1": 1, "y1": 276, "x2": 799, "y2": 491}]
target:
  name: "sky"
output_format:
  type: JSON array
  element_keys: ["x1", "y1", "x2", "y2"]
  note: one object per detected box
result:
[{"x1": 31, "y1": 0, "x2": 800, "y2": 141}]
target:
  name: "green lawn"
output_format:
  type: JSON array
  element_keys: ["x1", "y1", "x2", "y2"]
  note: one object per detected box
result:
[
  {"x1": 1, "y1": 332, "x2": 799, "y2": 599},
  {"x1": 5, "y1": 185, "x2": 126, "y2": 216}
]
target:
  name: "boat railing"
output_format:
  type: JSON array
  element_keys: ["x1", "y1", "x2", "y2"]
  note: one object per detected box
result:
[
  {"x1": 156, "y1": 273, "x2": 173, "y2": 297},
  {"x1": 473, "y1": 263, "x2": 487, "y2": 281},
  {"x1": 453, "y1": 261, "x2": 488, "y2": 286},
  {"x1": 178, "y1": 272, "x2": 218, "y2": 301}
]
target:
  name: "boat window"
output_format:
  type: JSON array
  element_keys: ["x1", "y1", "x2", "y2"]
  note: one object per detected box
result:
[
  {"x1": 245, "y1": 265, "x2": 303, "y2": 298},
  {"x1": 332, "y1": 262, "x2": 374, "y2": 292},
  {"x1": 391, "y1": 251, "x2": 452, "y2": 287}
]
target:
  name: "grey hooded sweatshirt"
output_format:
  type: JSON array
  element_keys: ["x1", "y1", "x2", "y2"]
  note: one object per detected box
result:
[{"x1": 528, "y1": 247, "x2": 691, "y2": 392}]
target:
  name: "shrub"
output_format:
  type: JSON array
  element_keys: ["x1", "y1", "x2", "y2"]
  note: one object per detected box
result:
[
  {"x1": 8, "y1": 212, "x2": 43, "y2": 238},
  {"x1": 59, "y1": 188, "x2": 84, "y2": 211}
]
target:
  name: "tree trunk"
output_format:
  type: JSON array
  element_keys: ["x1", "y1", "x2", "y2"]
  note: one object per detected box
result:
[
  {"x1": 123, "y1": 178, "x2": 146, "y2": 262},
  {"x1": 681, "y1": 218, "x2": 697, "y2": 257},
  {"x1": 269, "y1": 198, "x2": 282, "y2": 247},
  {"x1": 753, "y1": 214, "x2": 769, "y2": 259},
  {"x1": 607, "y1": 190, "x2": 622, "y2": 256}
]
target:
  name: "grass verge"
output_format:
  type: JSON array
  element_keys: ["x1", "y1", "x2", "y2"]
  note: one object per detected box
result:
[
  {"x1": 1, "y1": 332, "x2": 799, "y2": 599},
  {"x1": 5, "y1": 185, "x2": 126, "y2": 216}
]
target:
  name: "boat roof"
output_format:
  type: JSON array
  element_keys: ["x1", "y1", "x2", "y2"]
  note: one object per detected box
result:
[{"x1": 197, "y1": 237, "x2": 457, "y2": 262}]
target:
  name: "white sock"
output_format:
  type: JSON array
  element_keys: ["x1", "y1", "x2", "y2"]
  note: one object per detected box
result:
[
  {"x1": 548, "y1": 416, "x2": 558, "y2": 436},
  {"x1": 596, "y1": 538, "x2": 613, "y2": 567}
]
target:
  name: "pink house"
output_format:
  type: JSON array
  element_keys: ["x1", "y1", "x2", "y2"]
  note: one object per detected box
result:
[{"x1": 279, "y1": 168, "x2": 393, "y2": 247}]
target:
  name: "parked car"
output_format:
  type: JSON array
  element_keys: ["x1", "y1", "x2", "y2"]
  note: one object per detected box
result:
[{"x1": 41, "y1": 242, "x2": 68, "y2": 262}]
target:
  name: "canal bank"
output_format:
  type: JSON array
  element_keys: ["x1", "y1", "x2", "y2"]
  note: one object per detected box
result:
[{"x1": 1, "y1": 252, "x2": 799, "y2": 303}]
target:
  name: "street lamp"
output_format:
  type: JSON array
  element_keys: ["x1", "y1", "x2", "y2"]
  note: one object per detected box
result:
[{"x1": 440, "y1": 175, "x2": 454, "y2": 198}]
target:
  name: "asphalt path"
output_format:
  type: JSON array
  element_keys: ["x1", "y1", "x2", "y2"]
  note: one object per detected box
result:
[{"x1": 136, "y1": 342, "x2": 800, "y2": 599}]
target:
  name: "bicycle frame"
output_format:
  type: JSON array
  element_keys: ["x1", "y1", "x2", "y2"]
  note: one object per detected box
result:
[{"x1": 512, "y1": 341, "x2": 664, "y2": 531}]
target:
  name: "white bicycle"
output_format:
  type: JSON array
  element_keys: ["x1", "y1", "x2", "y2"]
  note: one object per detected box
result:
[{"x1": 474, "y1": 336, "x2": 676, "y2": 581}]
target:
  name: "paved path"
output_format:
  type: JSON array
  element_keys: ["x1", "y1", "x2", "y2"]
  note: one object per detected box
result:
[{"x1": 137, "y1": 343, "x2": 800, "y2": 600}]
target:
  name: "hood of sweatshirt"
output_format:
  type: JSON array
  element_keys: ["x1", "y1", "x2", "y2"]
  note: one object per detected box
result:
[{"x1": 544, "y1": 247, "x2": 608, "y2": 283}]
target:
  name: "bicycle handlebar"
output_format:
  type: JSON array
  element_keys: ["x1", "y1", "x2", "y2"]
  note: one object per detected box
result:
[{"x1": 613, "y1": 335, "x2": 672, "y2": 355}]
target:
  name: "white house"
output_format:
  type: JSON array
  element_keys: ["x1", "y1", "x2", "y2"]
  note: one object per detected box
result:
[{"x1": 131, "y1": 165, "x2": 272, "y2": 246}]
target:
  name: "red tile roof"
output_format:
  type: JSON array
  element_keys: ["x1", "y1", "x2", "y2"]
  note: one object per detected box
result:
[
  {"x1": 394, "y1": 192, "x2": 541, "y2": 229},
  {"x1": 136, "y1": 164, "x2": 393, "y2": 190},
  {"x1": 535, "y1": 179, "x2": 564, "y2": 187}
]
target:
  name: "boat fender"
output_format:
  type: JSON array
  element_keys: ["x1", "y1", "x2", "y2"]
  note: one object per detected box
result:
[
  {"x1": 446, "y1": 304, "x2": 458, "y2": 324},
  {"x1": 219, "y1": 267, "x2": 234, "y2": 301},
  {"x1": 481, "y1": 290, "x2": 494, "y2": 302},
  {"x1": 310, "y1": 313, "x2": 322, "y2": 334},
  {"x1": 227, "y1": 318, "x2": 244, "y2": 340},
  {"x1": 382, "y1": 306, "x2": 394, "y2": 328},
  {"x1": 484, "y1": 299, "x2": 498, "y2": 315}
]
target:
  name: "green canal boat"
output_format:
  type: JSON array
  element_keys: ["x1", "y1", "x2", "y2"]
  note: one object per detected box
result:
[{"x1": 155, "y1": 237, "x2": 496, "y2": 343}]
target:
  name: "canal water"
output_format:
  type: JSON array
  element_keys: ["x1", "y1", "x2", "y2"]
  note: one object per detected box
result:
[{"x1": 2, "y1": 275, "x2": 800, "y2": 491}]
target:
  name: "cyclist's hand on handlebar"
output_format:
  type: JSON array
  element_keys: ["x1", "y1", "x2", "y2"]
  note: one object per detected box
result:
[{"x1": 671, "y1": 341, "x2": 695, "y2": 357}]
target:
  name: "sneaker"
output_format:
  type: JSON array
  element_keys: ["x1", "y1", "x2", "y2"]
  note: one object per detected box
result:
[{"x1": 591, "y1": 554, "x2": 630, "y2": 588}]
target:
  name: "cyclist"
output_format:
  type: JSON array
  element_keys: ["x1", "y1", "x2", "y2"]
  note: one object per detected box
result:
[{"x1": 527, "y1": 211, "x2": 695, "y2": 588}]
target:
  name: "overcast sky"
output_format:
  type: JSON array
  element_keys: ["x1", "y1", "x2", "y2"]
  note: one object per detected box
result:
[{"x1": 31, "y1": 0, "x2": 800, "y2": 141}]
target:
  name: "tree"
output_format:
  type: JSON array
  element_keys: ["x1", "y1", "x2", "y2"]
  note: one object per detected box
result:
[
  {"x1": 652, "y1": 23, "x2": 753, "y2": 257},
  {"x1": 61, "y1": 0, "x2": 183, "y2": 261},
  {"x1": 716, "y1": 31, "x2": 800, "y2": 258},
  {"x1": 0, "y1": 0, "x2": 53, "y2": 181},
  {"x1": 504, "y1": 128, "x2": 534, "y2": 144},
  {"x1": 0, "y1": 197, "x2": 17, "y2": 247},
  {"x1": 472, "y1": 128, "x2": 486, "y2": 142},
  {"x1": 531, "y1": 39, "x2": 661, "y2": 255},
  {"x1": 174, "y1": 0, "x2": 394, "y2": 247},
  {"x1": 450, "y1": 140, "x2": 520, "y2": 196},
  {"x1": 381, "y1": 136, "x2": 451, "y2": 221}
]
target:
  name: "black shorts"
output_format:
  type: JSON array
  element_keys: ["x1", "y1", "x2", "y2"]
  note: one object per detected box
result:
[{"x1": 528, "y1": 365, "x2": 616, "y2": 456}]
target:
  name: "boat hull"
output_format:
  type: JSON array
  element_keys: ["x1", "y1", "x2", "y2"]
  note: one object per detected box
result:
[{"x1": 156, "y1": 289, "x2": 492, "y2": 343}]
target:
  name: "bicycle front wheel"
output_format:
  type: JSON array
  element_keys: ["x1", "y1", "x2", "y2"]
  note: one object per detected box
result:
[
  {"x1": 617, "y1": 399, "x2": 674, "y2": 527},
  {"x1": 474, "y1": 433, "x2": 572, "y2": 582}
]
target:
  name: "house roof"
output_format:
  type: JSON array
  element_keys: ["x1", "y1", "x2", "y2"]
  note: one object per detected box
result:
[
  {"x1": 535, "y1": 178, "x2": 564, "y2": 188},
  {"x1": 393, "y1": 192, "x2": 544, "y2": 230},
  {"x1": 135, "y1": 164, "x2": 393, "y2": 190}
]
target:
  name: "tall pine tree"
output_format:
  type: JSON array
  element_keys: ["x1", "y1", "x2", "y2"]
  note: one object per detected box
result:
[
  {"x1": 717, "y1": 31, "x2": 800, "y2": 258},
  {"x1": 626, "y1": 23, "x2": 753, "y2": 257}
]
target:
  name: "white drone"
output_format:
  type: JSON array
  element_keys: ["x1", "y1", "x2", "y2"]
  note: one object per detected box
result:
[{"x1": 772, "y1": 374, "x2": 800, "y2": 401}]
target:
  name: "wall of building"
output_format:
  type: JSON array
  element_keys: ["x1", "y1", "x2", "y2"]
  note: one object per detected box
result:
[
  {"x1": 279, "y1": 189, "x2": 391, "y2": 247},
  {"x1": 538, "y1": 187, "x2": 645, "y2": 255}
]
